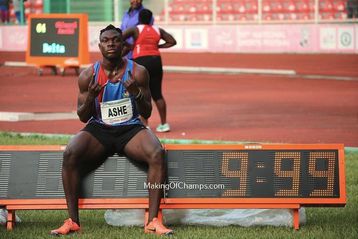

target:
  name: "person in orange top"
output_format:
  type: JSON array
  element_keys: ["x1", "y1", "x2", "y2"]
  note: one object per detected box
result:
[{"x1": 123, "y1": 8, "x2": 176, "y2": 133}]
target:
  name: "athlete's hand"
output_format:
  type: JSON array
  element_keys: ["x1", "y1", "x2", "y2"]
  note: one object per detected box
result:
[
  {"x1": 123, "y1": 70, "x2": 140, "y2": 96},
  {"x1": 88, "y1": 72, "x2": 106, "y2": 98}
]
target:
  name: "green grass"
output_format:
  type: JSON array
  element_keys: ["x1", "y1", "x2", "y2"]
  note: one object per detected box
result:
[
  {"x1": 0, "y1": 131, "x2": 246, "y2": 145},
  {"x1": 0, "y1": 132, "x2": 71, "y2": 145},
  {"x1": 0, "y1": 132, "x2": 357, "y2": 239}
]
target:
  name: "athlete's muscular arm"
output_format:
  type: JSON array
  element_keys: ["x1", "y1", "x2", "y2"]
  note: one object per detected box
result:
[
  {"x1": 77, "y1": 66, "x2": 104, "y2": 123},
  {"x1": 121, "y1": 27, "x2": 138, "y2": 57},
  {"x1": 158, "y1": 28, "x2": 176, "y2": 49},
  {"x1": 122, "y1": 27, "x2": 139, "y2": 42},
  {"x1": 123, "y1": 63, "x2": 152, "y2": 119}
]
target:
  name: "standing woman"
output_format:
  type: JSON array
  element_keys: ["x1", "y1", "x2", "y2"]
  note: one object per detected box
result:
[
  {"x1": 123, "y1": 8, "x2": 176, "y2": 132},
  {"x1": 120, "y1": 0, "x2": 153, "y2": 59}
]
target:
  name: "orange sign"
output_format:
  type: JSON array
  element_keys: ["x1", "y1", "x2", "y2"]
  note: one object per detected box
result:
[{"x1": 26, "y1": 14, "x2": 89, "y2": 70}]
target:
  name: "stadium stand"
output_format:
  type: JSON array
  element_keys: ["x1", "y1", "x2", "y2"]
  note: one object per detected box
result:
[
  {"x1": 160, "y1": 0, "x2": 348, "y2": 22},
  {"x1": 5, "y1": 0, "x2": 351, "y2": 24},
  {"x1": 9, "y1": 0, "x2": 43, "y2": 23}
]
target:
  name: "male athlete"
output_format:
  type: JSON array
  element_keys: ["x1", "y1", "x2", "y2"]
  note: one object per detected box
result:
[{"x1": 51, "y1": 24, "x2": 173, "y2": 236}]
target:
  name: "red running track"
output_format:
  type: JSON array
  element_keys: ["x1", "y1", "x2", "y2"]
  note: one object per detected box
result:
[{"x1": 0, "y1": 52, "x2": 357, "y2": 146}]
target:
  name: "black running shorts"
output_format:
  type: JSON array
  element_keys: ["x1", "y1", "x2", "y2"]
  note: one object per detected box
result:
[{"x1": 82, "y1": 121, "x2": 146, "y2": 155}]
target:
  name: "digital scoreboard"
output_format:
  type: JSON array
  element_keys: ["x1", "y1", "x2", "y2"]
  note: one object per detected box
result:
[
  {"x1": 0, "y1": 144, "x2": 346, "y2": 207},
  {"x1": 29, "y1": 18, "x2": 79, "y2": 57},
  {"x1": 26, "y1": 14, "x2": 89, "y2": 71},
  {"x1": 167, "y1": 149, "x2": 340, "y2": 199}
]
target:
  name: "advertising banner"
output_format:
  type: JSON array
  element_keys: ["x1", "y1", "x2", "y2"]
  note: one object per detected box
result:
[{"x1": 1, "y1": 24, "x2": 357, "y2": 53}]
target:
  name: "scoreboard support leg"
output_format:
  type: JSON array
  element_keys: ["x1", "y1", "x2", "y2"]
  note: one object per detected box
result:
[
  {"x1": 37, "y1": 65, "x2": 58, "y2": 76},
  {"x1": 59, "y1": 66, "x2": 80, "y2": 76},
  {"x1": 6, "y1": 209, "x2": 15, "y2": 230},
  {"x1": 293, "y1": 208, "x2": 300, "y2": 230},
  {"x1": 36, "y1": 65, "x2": 80, "y2": 76}
]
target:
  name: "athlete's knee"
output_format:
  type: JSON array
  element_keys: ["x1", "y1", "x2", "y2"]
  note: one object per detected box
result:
[
  {"x1": 152, "y1": 94, "x2": 163, "y2": 101},
  {"x1": 147, "y1": 146, "x2": 165, "y2": 170},
  {"x1": 62, "y1": 146, "x2": 81, "y2": 170}
]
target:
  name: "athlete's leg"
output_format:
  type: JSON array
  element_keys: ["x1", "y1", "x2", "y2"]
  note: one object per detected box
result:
[
  {"x1": 154, "y1": 98, "x2": 167, "y2": 125},
  {"x1": 62, "y1": 131, "x2": 108, "y2": 225},
  {"x1": 151, "y1": 57, "x2": 167, "y2": 125},
  {"x1": 123, "y1": 129, "x2": 165, "y2": 222}
]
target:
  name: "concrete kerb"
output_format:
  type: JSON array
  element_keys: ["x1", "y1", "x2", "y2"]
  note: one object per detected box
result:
[
  {"x1": 4, "y1": 61, "x2": 296, "y2": 76},
  {"x1": 5, "y1": 61, "x2": 358, "y2": 80},
  {"x1": 0, "y1": 112, "x2": 78, "y2": 122},
  {"x1": 2, "y1": 131, "x2": 358, "y2": 152},
  {"x1": 163, "y1": 65, "x2": 297, "y2": 75}
]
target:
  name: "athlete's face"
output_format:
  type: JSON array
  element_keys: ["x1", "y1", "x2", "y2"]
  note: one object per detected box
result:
[
  {"x1": 99, "y1": 30, "x2": 123, "y2": 60},
  {"x1": 130, "y1": 0, "x2": 142, "y2": 10}
]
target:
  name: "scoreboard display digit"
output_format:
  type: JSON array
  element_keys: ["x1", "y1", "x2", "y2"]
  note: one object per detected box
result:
[
  {"x1": 26, "y1": 14, "x2": 89, "y2": 71},
  {"x1": 164, "y1": 144, "x2": 346, "y2": 205}
]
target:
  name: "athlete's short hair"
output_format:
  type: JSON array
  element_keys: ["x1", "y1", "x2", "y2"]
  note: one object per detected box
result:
[
  {"x1": 139, "y1": 9, "x2": 152, "y2": 25},
  {"x1": 99, "y1": 24, "x2": 122, "y2": 39}
]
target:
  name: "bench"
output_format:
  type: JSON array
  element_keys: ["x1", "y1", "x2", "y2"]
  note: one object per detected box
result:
[{"x1": 0, "y1": 144, "x2": 346, "y2": 230}]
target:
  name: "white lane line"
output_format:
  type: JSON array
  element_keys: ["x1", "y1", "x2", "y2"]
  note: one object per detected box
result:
[
  {"x1": 4, "y1": 61, "x2": 296, "y2": 75},
  {"x1": 163, "y1": 66, "x2": 297, "y2": 75},
  {"x1": 3, "y1": 61, "x2": 35, "y2": 67},
  {"x1": 4, "y1": 61, "x2": 358, "y2": 80},
  {"x1": 0, "y1": 112, "x2": 78, "y2": 122},
  {"x1": 294, "y1": 74, "x2": 358, "y2": 81}
]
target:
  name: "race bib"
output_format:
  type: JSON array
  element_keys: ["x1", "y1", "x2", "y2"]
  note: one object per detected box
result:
[{"x1": 100, "y1": 98, "x2": 133, "y2": 125}]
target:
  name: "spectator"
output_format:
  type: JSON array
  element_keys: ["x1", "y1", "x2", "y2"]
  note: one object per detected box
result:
[
  {"x1": 0, "y1": 0, "x2": 10, "y2": 24},
  {"x1": 347, "y1": 0, "x2": 358, "y2": 19},
  {"x1": 121, "y1": 0, "x2": 153, "y2": 59},
  {"x1": 13, "y1": 0, "x2": 25, "y2": 24},
  {"x1": 123, "y1": 9, "x2": 176, "y2": 132}
]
